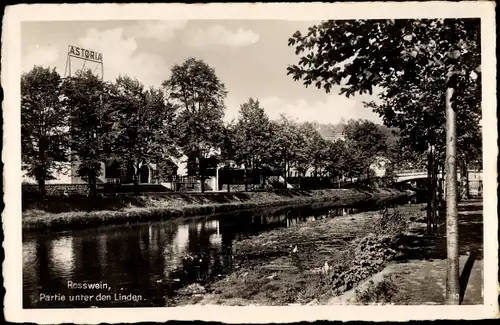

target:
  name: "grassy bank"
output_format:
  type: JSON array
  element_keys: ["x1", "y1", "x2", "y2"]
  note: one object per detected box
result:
[
  {"x1": 170, "y1": 204, "x2": 423, "y2": 306},
  {"x1": 23, "y1": 188, "x2": 410, "y2": 231}
]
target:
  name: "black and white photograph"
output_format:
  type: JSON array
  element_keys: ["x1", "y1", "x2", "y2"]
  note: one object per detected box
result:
[{"x1": 2, "y1": 2, "x2": 497, "y2": 323}]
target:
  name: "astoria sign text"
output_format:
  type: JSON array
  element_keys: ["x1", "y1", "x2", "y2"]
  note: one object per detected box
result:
[{"x1": 68, "y1": 45, "x2": 103, "y2": 63}]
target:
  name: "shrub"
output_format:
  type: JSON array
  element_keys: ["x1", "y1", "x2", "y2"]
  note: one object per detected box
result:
[
  {"x1": 372, "y1": 207, "x2": 408, "y2": 235},
  {"x1": 328, "y1": 234, "x2": 398, "y2": 294},
  {"x1": 354, "y1": 275, "x2": 398, "y2": 304}
]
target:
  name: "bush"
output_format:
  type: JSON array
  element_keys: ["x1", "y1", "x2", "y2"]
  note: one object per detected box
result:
[
  {"x1": 354, "y1": 275, "x2": 398, "y2": 304},
  {"x1": 327, "y1": 234, "x2": 398, "y2": 294},
  {"x1": 322, "y1": 209, "x2": 406, "y2": 296},
  {"x1": 372, "y1": 207, "x2": 408, "y2": 235}
]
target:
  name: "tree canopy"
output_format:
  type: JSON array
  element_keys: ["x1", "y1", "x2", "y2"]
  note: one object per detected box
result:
[
  {"x1": 21, "y1": 66, "x2": 70, "y2": 196},
  {"x1": 287, "y1": 19, "x2": 480, "y2": 96},
  {"x1": 233, "y1": 98, "x2": 273, "y2": 171},
  {"x1": 287, "y1": 18, "x2": 481, "y2": 177},
  {"x1": 162, "y1": 58, "x2": 227, "y2": 191},
  {"x1": 61, "y1": 69, "x2": 112, "y2": 193},
  {"x1": 108, "y1": 76, "x2": 178, "y2": 181}
]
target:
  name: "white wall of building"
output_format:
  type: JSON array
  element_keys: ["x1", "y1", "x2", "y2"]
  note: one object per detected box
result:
[
  {"x1": 369, "y1": 156, "x2": 391, "y2": 177},
  {"x1": 22, "y1": 162, "x2": 73, "y2": 184}
]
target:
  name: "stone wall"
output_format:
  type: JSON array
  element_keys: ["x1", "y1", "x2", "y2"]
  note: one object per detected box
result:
[{"x1": 23, "y1": 184, "x2": 91, "y2": 196}]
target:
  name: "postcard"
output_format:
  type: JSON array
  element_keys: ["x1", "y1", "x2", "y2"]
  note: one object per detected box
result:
[{"x1": 2, "y1": 2, "x2": 497, "y2": 323}]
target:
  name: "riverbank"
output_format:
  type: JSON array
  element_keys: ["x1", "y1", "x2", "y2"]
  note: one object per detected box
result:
[
  {"x1": 171, "y1": 199, "x2": 483, "y2": 306},
  {"x1": 22, "y1": 188, "x2": 411, "y2": 232}
]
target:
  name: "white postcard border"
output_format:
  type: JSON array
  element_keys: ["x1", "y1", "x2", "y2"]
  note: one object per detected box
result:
[{"x1": 2, "y1": 2, "x2": 498, "y2": 323}]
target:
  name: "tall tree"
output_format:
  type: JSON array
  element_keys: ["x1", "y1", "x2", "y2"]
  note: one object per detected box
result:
[
  {"x1": 343, "y1": 119, "x2": 387, "y2": 179},
  {"x1": 146, "y1": 86, "x2": 181, "y2": 182},
  {"x1": 220, "y1": 122, "x2": 237, "y2": 192},
  {"x1": 21, "y1": 66, "x2": 69, "y2": 198},
  {"x1": 162, "y1": 58, "x2": 227, "y2": 193},
  {"x1": 290, "y1": 122, "x2": 311, "y2": 186},
  {"x1": 301, "y1": 122, "x2": 330, "y2": 177},
  {"x1": 109, "y1": 76, "x2": 178, "y2": 190},
  {"x1": 233, "y1": 98, "x2": 273, "y2": 189},
  {"x1": 287, "y1": 19, "x2": 480, "y2": 304},
  {"x1": 268, "y1": 115, "x2": 300, "y2": 188},
  {"x1": 61, "y1": 69, "x2": 112, "y2": 195},
  {"x1": 325, "y1": 139, "x2": 348, "y2": 183}
]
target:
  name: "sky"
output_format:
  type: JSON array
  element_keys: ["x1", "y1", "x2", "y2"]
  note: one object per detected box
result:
[{"x1": 21, "y1": 20, "x2": 382, "y2": 124}]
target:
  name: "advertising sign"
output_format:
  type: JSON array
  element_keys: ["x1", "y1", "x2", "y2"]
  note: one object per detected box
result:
[{"x1": 68, "y1": 45, "x2": 102, "y2": 63}]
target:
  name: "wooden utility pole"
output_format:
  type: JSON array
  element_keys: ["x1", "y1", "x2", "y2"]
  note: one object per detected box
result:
[{"x1": 445, "y1": 84, "x2": 460, "y2": 304}]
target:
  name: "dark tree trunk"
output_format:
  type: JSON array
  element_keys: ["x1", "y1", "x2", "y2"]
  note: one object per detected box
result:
[
  {"x1": 38, "y1": 147, "x2": 47, "y2": 199},
  {"x1": 90, "y1": 172, "x2": 97, "y2": 196},
  {"x1": 426, "y1": 145, "x2": 434, "y2": 235},
  {"x1": 38, "y1": 178, "x2": 46, "y2": 200},
  {"x1": 465, "y1": 160, "x2": 470, "y2": 198},
  {"x1": 134, "y1": 162, "x2": 140, "y2": 196},
  {"x1": 251, "y1": 158, "x2": 255, "y2": 191},
  {"x1": 460, "y1": 159, "x2": 468, "y2": 200},
  {"x1": 199, "y1": 154, "x2": 205, "y2": 193},
  {"x1": 155, "y1": 157, "x2": 160, "y2": 184},
  {"x1": 431, "y1": 158, "x2": 439, "y2": 233},
  {"x1": 283, "y1": 153, "x2": 287, "y2": 188},
  {"x1": 200, "y1": 165, "x2": 205, "y2": 193},
  {"x1": 437, "y1": 163, "x2": 444, "y2": 208},
  {"x1": 244, "y1": 164, "x2": 248, "y2": 192}
]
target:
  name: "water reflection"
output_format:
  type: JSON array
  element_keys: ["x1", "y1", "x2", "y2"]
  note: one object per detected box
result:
[
  {"x1": 50, "y1": 237, "x2": 75, "y2": 277},
  {"x1": 23, "y1": 198, "x2": 407, "y2": 308},
  {"x1": 164, "y1": 223, "x2": 189, "y2": 274}
]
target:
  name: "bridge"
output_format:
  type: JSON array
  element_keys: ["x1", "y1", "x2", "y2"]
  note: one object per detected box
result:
[
  {"x1": 394, "y1": 169, "x2": 483, "y2": 188},
  {"x1": 394, "y1": 169, "x2": 437, "y2": 183}
]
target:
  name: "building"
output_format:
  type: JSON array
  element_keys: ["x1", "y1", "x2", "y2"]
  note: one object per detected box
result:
[
  {"x1": 22, "y1": 156, "x2": 188, "y2": 186},
  {"x1": 369, "y1": 156, "x2": 392, "y2": 177},
  {"x1": 73, "y1": 156, "x2": 189, "y2": 184},
  {"x1": 325, "y1": 132, "x2": 346, "y2": 142}
]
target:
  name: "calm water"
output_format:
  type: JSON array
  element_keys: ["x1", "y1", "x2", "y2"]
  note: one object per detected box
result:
[{"x1": 23, "y1": 198, "x2": 408, "y2": 308}]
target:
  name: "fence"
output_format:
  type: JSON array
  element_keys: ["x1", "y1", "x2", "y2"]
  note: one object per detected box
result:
[
  {"x1": 287, "y1": 177, "x2": 339, "y2": 189},
  {"x1": 162, "y1": 175, "x2": 201, "y2": 192},
  {"x1": 217, "y1": 168, "x2": 281, "y2": 191},
  {"x1": 393, "y1": 169, "x2": 427, "y2": 175}
]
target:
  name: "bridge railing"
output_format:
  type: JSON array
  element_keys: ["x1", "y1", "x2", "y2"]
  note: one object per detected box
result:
[
  {"x1": 394, "y1": 169, "x2": 427, "y2": 175},
  {"x1": 395, "y1": 169, "x2": 482, "y2": 176}
]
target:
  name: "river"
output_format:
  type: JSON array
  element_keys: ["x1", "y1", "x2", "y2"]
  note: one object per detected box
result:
[{"x1": 23, "y1": 197, "x2": 410, "y2": 308}]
